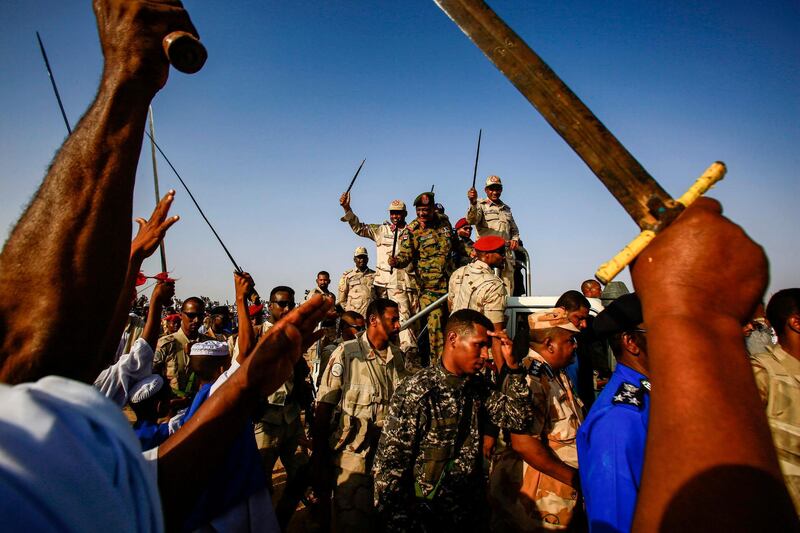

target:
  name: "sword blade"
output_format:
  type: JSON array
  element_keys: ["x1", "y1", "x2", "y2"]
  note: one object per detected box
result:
[{"x1": 433, "y1": 0, "x2": 677, "y2": 230}]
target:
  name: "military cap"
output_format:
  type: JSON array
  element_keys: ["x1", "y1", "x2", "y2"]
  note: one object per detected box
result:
[
  {"x1": 190, "y1": 340, "x2": 230, "y2": 357},
  {"x1": 130, "y1": 374, "x2": 164, "y2": 404},
  {"x1": 164, "y1": 313, "x2": 180, "y2": 323},
  {"x1": 248, "y1": 303, "x2": 264, "y2": 317},
  {"x1": 353, "y1": 246, "x2": 369, "y2": 258},
  {"x1": 593, "y1": 293, "x2": 642, "y2": 338},
  {"x1": 413, "y1": 192, "x2": 435, "y2": 207},
  {"x1": 600, "y1": 281, "x2": 630, "y2": 306},
  {"x1": 435, "y1": 203, "x2": 445, "y2": 213},
  {"x1": 388, "y1": 199, "x2": 406, "y2": 212},
  {"x1": 485, "y1": 175, "x2": 503, "y2": 187},
  {"x1": 474, "y1": 235, "x2": 506, "y2": 253},
  {"x1": 528, "y1": 307, "x2": 580, "y2": 332},
  {"x1": 454, "y1": 217, "x2": 469, "y2": 230}
]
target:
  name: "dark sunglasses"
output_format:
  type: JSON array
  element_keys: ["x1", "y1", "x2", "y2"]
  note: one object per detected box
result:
[
  {"x1": 271, "y1": 300, "x2": 295, "y2": 309},
  {"x1": 182, "y1": 311, "x2": 203, "y2": 320}
]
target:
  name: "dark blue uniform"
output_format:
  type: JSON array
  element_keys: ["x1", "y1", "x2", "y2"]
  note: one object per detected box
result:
[{"x1": 576, "y1": 364, "x2": 650, "y2": 533}]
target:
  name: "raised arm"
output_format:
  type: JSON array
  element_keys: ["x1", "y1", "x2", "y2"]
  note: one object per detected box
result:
[
  {"x1": 233, "y1": 271, "x2": 256, "y2": 364},
  {"x1": 0, "y1": 0, "x2": 198, "y2": 385},
  {"x1": 340, "y1": 192, "x2": 379, "y2": 241},
  {"x1": 102, "y1": 191, "x2": 179, "y2": 360},
  {"x1": 157, "y1": 294, "x2": 331, "y2": 530},
  {"x1": 141, "y1": 280, "x2": 176, "y2": 350},
  {"x1": 630, "y1": 198, "x2": 797, "y2": 531}
]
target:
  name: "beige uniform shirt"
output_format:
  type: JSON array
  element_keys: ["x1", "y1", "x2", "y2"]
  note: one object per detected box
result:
[
  {"x1": 338, "y1": 267, "x2": 376, "y2": 318},
  {"x1": 751, "y1": 344, "x2": 800, "y2": 514},
  {"x1": 466, "y1": 198, "x2": 520, "y2": 243},
  {"x1": 154, "y1": 328, "x2": 215, "y2": 394},
  {"x1": 341, "y1": 210, "x2": 417, "y2": 290},
  {"x1": 448, "y1": 259, "x2": 508, "y2": 324},
  {"x1": 317, "y1": 332, "x2": 407, "y2": 473}
]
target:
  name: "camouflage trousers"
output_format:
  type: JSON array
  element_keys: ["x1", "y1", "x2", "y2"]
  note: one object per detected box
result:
[
  {"x1": 373, "y1": 285, "x2": 419, "y2": 353},
  {"x1": 332, "y1": 468, "x2": 376, "y2": 532},
  {"x1": 420, "y1": 289, "x2": 447, "y2": 363},
  {"x1": 488, "y1": 448, "x2": 580, "y2": 531}
]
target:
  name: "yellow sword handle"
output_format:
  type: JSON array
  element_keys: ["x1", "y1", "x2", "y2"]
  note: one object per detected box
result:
[{"x1": 595, "y1": 162, "x2": 727, "y2": 285}]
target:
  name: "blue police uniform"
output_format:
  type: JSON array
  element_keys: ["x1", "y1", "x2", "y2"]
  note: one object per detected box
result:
[{"x1": 576, "y1": 363, "x2": 650, "y2": 533}]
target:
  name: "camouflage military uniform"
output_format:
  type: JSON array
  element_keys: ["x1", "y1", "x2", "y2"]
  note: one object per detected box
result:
[
  {"x1": 393, "y1": 214, "x2": 454, "y2": 360},
  {"x1": 153, "y1": 328, "x2": 215, "y2": 396},
  {"x1": 373, "y1": 362, "x2": 534, "y2": 532},
  {"x1": 339, "y1": 267, "x2": 376, "y2": 318},
  {"x1": 489, "y1": 350, "x2": 584, "y2": 531},
  {"x1": 750, "y1": 344, "x2": 800, "y2": 514},
  {"x1": 341, "y1": 209, "x2": 419, "y2": 352},
  {"x1": 454, "y1": 235, "x2": 475, "y2": 268},
  {"x1": 448, "y1": 259, "x2": 508, "y2": 325},
  {"x1": 466, "y1": 198, "x2": 520, "y2": 295},
  {"x1": 317, "y1": 332, "x2": 408, "y2": 531}
]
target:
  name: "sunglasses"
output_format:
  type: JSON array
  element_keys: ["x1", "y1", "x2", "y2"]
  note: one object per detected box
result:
[
  {"x1": 182, "y1": 311, "x2": 203, "y2": 320},
  {"x1": 271, "y1": 300, "x2": 295, "y2": 309},
  {"x1": 346, "y1": 324, "x2": 366, "y2": 332}
]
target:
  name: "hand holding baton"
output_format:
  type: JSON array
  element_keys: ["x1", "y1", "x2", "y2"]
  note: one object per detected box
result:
[{"x1": 390, "y1": 226, "x2": 399, "y2": 274}]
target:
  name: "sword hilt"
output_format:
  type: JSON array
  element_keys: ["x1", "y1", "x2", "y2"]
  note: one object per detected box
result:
[
  {"x1": 595, "y1": 162, "x2": 726, "y2": 285},
  {"x1": 163, "y1": 31, "x2": 207, "y2": 74}
]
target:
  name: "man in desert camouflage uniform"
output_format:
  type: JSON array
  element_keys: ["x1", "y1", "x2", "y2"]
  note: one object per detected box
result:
[
  {"x1": 467, "y1": 175, "x2": 522, "y2": 295},
  {"x1": 453, "y1": 217, "x2": 475, "y2": 268},
  {"x1": 340, "y1": 193, "x2": 419, "y2": 354},
  {"x1": 489, "y1": 308, "x2": 584, "y2": 531},
  {"x1": 313, "y1": 298, "x2": 407, "y2": 531},
  {"x1": 389, "y1": 192, "x2": 457, "y2": 361},
  {"x1": 339, "y1": 247, "x2": 376, "y2": 318},
  {"x1": 373, "y1": 309, "x2": 534, "y2": 531}
]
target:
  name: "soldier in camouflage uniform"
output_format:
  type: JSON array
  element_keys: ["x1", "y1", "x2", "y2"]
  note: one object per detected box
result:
[
  {"x1": 467, "y1": 175, "x2": 522, "y2": 295},
  {"x1": 340, "y1": 193, "x2": 419, "y2": 354},
  {"x1": 373, "y1": 309, "x2": 534, "y2": 532},
  {"x1": 453, "y1": 217, "x2": 475, "y2": 268},
  {"x1": 389, "y1": 192, "x2": 458, "y2": 361},
  {"x1": 313, "y1": 299, "x2": 407, "y2": 532},
  {"x1": 154, "y1": 296, "x2": 215, "y2": 397},
  {"x1": 489, "y1": 308, "x2": 584, "y2": 531},
  {"x1": 449, "y1": 235, "x2": 508, "y2": 326},
  {"x1": 339, "y1": 247, "x2": 376, "y2": 318}
]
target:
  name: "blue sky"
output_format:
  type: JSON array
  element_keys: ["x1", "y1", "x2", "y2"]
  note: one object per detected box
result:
[{"x1": 1, "y1": 1, "x2": 798, "y2": 304}]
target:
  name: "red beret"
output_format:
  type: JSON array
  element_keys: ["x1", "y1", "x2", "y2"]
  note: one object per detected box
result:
[
  {"x1": 474, "y1": 235, "x2": 506, "y2": 253},
  {"x1": 454, "y1": 218, "x2": 468, "y2": 230},
  {"x1": 164, "y1": 313, "x2": 181, "y2": 322},
  {"x1": 248, "y1": 303, "x2": 264, "y2": 317}
]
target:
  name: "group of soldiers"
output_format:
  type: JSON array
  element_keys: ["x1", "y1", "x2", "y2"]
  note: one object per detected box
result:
[{"x1": 336, "y1": 174, "x2": 522, "y2": 365}]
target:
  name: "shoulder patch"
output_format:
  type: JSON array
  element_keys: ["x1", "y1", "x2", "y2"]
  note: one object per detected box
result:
[
  {"x1": 612, "y1": 382, "x2": 646, "y2": 409},
  {"x1": 525, "y1": 359, "x2": 554, "y2": 379},
  {"x1": 330, "y1": 362, "x2": 344, "y2": 378}
]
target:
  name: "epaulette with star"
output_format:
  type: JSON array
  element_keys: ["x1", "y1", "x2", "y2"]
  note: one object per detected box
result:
[
  {"x1": 612, "y1": 381, "x2": 646, "y2": 409},
  {"x1": 524, "y1": 358, "x2": 554, "y2": 379}
]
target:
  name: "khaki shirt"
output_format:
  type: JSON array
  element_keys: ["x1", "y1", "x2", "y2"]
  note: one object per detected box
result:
[
  {"x1": 338, "y1": 267, "x2": 376, "y2": 318},
  {"x1": 466, "y1": 198, "x2": 520, "y2": 243},
  {"x1": 305, "y1": 286, "x2": 336, "y2": 302},
  {"x1": 154, "y1": 328, "x2": 215, "y2": 394},
  {"x1": 341, "y1": 210, "x2": 417, "y2": 290},
  {"x1": 751, "y1": 344, "x2": 800, "y2": 514},
  {"x1": 448, "y1": 259, "x2": 507, "y2": 324},
  {"x1": 317, "y1": 332, "x2": 407, "y2": 473}
]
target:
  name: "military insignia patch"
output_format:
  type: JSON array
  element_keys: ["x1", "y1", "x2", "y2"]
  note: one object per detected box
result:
[
  {"x1": 612, "y1": 382, "x2": 645, "y2": 409},
  {"x1": 331, "y1": 362, "x2": 343, "y2": 378}
]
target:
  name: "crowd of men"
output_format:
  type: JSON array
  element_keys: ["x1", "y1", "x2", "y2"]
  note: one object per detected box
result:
[{"x1": 0, "y1": 2, "x2": 797, "y2": 533}]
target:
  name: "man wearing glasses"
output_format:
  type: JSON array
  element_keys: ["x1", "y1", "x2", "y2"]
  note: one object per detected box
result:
[
  {"x1": 577, "y1": 293, "x2": 650, "y2": 533},
  {"x1": 466, "y1": 175, "x2": 522, "y2": 295},
  {"x1": 154, "y1": 297, "x2": 216, "y2": 398}
]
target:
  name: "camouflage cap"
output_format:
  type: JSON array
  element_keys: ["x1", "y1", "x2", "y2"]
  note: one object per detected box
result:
[
  {"x1": 528, "y1": 307, "x2": 580, "y2": 332},
  {"x1": 485, "y1": 175, "x2": 502, "y2": 187},
  {"x1": 474, "y1": 235, "x2": 506, "y2": 253},
  {"x1": 354, "y1": 246, "x2": 369, "y2": 258},
  {"x1": 413, "y1": 192, "x2": 435, "y2": 207},
  {"x1": 388, "y1": 199, "x2": 406, "y2": 212}
]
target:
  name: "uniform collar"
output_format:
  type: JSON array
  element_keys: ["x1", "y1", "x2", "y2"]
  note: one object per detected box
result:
[
  {"x1": 615, "y1": 363, "x2": 649, "y2": 384},
  {"x1": 481, "y1": 197, "x2": 505, "y2": 208},
  {"x1": 524, "y1": 349, "x2": 556, "y2": 378},
  {"x1": 435, "y1": 360, "x2": 468, "y2": 388},
  {"x1": 767, "y1": 343, "x2": 800, "y2": 373},
  {"x1": 470, "y1": 259, "x2": 492, "y2": 272},
  {"x1": 357, "y1": 331, "x2": 400, "y2": 363}
]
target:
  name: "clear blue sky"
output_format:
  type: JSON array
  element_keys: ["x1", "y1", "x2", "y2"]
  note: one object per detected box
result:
[{"x1": 1, "y1": 1, "x2": 798, "y2": 304}]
